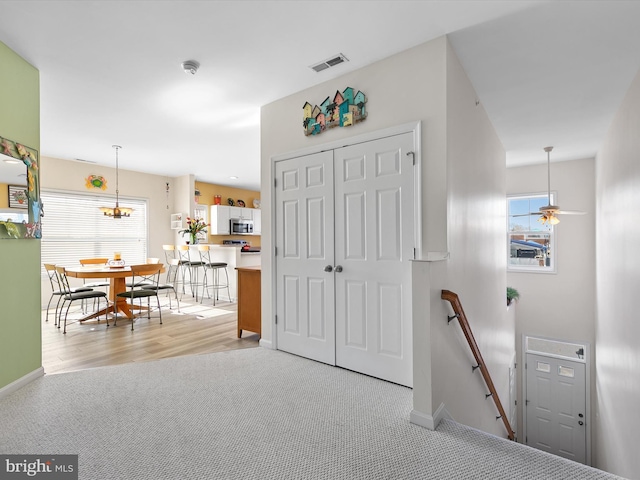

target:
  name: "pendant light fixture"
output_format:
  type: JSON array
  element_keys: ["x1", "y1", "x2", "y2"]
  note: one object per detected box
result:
[{"x1": 99, "y1": 145, "x2": 133, "y2": 218}]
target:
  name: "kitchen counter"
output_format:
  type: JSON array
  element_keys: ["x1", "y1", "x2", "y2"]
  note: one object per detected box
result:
[{"x1": 187, "y1": 244, "x2": 261, "y2": 301}]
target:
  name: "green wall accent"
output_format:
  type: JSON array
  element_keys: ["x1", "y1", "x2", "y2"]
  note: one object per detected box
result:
[{"x1": 0, "y1": 41, "x2": 41, "y2": 388}]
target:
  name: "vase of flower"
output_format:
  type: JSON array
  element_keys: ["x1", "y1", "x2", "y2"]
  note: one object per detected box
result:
[{"x1": 180, "y1": 216, "x2": 209, "y2": 246}]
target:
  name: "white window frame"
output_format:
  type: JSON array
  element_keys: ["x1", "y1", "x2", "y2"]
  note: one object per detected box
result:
[
  {"x1": 40, "y1": 189, "x2": 149, "y2": 276},
  {"x1": 507, "y1": 192, "x2": 556, "y2": 274}
]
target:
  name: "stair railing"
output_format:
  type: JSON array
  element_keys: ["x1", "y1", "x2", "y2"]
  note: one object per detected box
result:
[{"x1": 441, "y1": 289, "x2": 515, "y2": 441}]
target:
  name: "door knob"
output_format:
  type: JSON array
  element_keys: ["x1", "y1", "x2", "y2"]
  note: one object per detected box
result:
[
  {"x1": 334, "y1": 265, "x2": 343, "y2": 273},
  {"x1": 324, "y1": 265, "x2": 333, "y2": 272}
]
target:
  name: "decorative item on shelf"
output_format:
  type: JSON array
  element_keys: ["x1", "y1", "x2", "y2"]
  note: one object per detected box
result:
[
  {"x1": 194, "y1": 188, "x2": 201, "y2": 204},
  {"x1": 227, "y1": 198, "x2": 235, "y2": 206},
  {"x1": 236, "y1": 199, "x2": 245, "y2": 207},
  {"x1": 252, "y1": 199, "x2": 261, "y2": 209},
  {"x1": 85, "y1": 174, "x2": 107, "y2": 190},
  {"x1": 214, "y1": 195, "x2": 222, "y2": 205},
  {"x1": 98, "y1": 145, "x2": 133, "y2": 218},
  {"x1": 303, "y1": 87, "x2": 367, "y2": 136},
  {"x1": 179, "y1": 216, "x2": 209, "y2": 245}
]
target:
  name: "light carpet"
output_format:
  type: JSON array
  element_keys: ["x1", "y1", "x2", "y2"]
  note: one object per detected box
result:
[{"x1": 0, "y1": 348, "x2": 624, "y2": 479}]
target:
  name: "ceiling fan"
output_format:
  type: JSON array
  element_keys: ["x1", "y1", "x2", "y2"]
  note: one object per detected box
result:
[{"x1": 519, "y1": 146, "x2": 586, "y2": 225}]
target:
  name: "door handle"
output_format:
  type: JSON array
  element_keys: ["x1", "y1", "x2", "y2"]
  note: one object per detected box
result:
[
  {"x1": 324, "y1": 265, "x2": 333, "y2": 272},
  {"x1": 334, "y1": 265, "x2": 343, "y2": 273}
]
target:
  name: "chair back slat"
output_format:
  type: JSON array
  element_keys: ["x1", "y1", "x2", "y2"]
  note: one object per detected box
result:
[
  {"x1": 44, "y1": 263, "x2": 61, "y2": 291},
  {"x1": 79, "y1": 258, "x2": 109, "y2": 266},
  {"x1": 128, "y1": 264, "x2": 162, "y2": 292},
  {"x1": 198, "y1": 244, "x2": 212, "y2": 265},
  {"x1": 54, "y1": 266, "x2": 72, "y2": 294}
]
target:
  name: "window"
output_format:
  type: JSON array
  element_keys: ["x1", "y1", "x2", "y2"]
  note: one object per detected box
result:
[
  {"x1": 40, "y1": 190, "x2": 148, "y2": 274},
  {"x1": 507, "y1": 193, "x2": 555, "y2": 273}
]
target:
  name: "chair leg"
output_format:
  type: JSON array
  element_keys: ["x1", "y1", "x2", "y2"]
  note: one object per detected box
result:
[
  {"x1": 157, "y1": 296, "x2": 162, "y2": 325},
  {"x1": 223, "y1": 267, "x2": 231, "y2": 303},
  {"x1": 45, "y1": 295, "x2": 55, "y2": 323},
  {"x1": 63, "y1": 302, "x2": 73, "y2": 334}
]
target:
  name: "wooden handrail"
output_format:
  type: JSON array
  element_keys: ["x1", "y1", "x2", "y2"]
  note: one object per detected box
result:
[{"x1": 441, "y1": 289, "x2": 515, "y2": 441}]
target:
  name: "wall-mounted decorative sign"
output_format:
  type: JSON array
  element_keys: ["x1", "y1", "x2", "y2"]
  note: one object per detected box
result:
[
  {"x1": 303, "y1": 87, "x2": 367, "y2": 136},
  {"x1": 85, "y1": 174, "x2": 107, "y2": 190},
  {"x1": 8, "y1": 185, "x2": 28, "y2": 209}
]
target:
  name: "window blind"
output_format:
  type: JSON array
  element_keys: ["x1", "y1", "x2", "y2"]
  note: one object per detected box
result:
[{"x1": 40, "y1": 190, "x2": 148, "y2": 276}]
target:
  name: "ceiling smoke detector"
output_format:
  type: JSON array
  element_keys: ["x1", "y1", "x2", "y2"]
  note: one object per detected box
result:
[
  {"x1": 309, "y1": 53, "x2": 349, "y2": 73},
  {"x1": 181, "y1": 60, "x2": 200, "y2": 75}
]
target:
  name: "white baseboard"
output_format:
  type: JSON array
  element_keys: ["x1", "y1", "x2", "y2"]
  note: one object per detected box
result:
[
  {"x1": 259, "y1": 338, "x2": 273, "y2": 349},
  {"x1": 0, "y1": 367, "x2": 44, "y2": 400},
  {"x1": 410, "y1": 403, "x2": 453, "y2": 430}
]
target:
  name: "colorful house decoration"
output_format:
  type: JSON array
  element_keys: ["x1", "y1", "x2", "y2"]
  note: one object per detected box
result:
[{"x1": 303, "y1": 87, "x2": 367, "y2": 136}]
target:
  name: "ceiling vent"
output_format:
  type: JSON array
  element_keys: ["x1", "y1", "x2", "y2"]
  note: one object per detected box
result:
[{"x1": 310, "y1": 53, "x2": 349, "y2": 73}]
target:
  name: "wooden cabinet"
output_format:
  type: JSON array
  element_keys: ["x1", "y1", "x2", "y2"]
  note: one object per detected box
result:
[{"x1": 236, "y1": 266, "x2": 261, "y2": 338}]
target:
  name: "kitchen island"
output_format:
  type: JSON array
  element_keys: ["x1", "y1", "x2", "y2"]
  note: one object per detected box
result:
[{"x1": 188, "y1": 244, "x2": 260, "y2": 302}]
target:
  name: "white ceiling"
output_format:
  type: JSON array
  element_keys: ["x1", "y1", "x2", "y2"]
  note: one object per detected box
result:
[{"x1": 1, "y1": 1, "x2": 639, "y2": 190}]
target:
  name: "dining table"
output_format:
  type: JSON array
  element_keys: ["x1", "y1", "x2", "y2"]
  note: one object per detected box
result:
[{"x1": 65, "y1": 264, "x2": 164, "y2": 321}]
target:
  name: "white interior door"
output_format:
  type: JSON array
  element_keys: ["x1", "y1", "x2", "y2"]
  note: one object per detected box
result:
[
  {"x1": 274, "y1": 132, "x2": 415, "y2": 386},
  {"x1": 526, "y1": 353, "x2": 587, "y2": 464},
  {"x1": 275, "y1": 151, "x2": 336, "y2": 365},
  {"x1": 333, "y1": 133, "x2": 414, "y2": 386}
]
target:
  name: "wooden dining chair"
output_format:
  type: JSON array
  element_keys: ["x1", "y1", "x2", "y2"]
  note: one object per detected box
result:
[
  {"x1": 148, "y1": 258, "x2": 181, "y2": 312},
  {"x1": 114, "y1": 263, "x2": 163, "y2": 331},
  {"x1": 43, "y1": 263, "x2": 92, "y2": 326},
  {"x1": 79, "y1": 258, "x2": 111, "y2": 288},
  {"x1": 55, "y1": 266, "x2": 109, "y2": 334}
]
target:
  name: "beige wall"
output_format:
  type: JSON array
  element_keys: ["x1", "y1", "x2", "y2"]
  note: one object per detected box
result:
[
  {"x1": 427, "y1": 40, "x2": 510, "y2": 437},
  {"x1": 260, "y1": 36, "x2": 511, "y2": 438},
  {"x1": 507, "y1": 158, "x2": 596, "y2": 443},
  {"x1": 39, "y1": 155, "x2": 176, "y2": 305},
  {"x1": 594, "y1": 68, "x2": 640, "y2": 478}
]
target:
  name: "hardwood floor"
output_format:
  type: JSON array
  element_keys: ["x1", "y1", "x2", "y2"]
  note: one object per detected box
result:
[{"x1": 42, "y1": 297, "x2": 260, "y2": 375}]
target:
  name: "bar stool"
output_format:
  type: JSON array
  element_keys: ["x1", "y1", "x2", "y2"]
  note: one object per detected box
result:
[
  {"x1": 197, "y1": 245, "x2": 231, "y2": 306},
  {"x1": 176, "y1": 245, "x2": 204, "y2": 300}
]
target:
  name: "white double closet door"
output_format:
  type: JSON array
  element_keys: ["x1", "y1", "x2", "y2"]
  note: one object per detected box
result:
[{"x1": 274, "y1": 132, "x2": 415, "y2": 387}]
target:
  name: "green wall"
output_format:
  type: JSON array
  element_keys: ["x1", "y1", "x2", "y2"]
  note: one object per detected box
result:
[{"x1": 0, "y1": 41, "x2": 41, "y2": 388}]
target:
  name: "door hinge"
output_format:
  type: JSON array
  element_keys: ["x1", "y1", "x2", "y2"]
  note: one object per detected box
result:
[
  {"x1": 413, "y1": 247, "x2": 416, "y2": 259},
  {"x1": 275, "y1": 315, "x2": 278, "y2": 325},
  {"x1": 274, "y1": 178, "x2": 277, "y2": 188},
  {"x1": 526, "y1": 436, "x2": 528, "y2": 444},
  {"x1": 275, "y1": 246, "x2": 277, "y2": 256}
]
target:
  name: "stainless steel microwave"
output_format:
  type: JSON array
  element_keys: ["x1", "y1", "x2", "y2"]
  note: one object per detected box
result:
[{"x1": 230, "y1": 218, "x2": 254, "y2": 235}]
